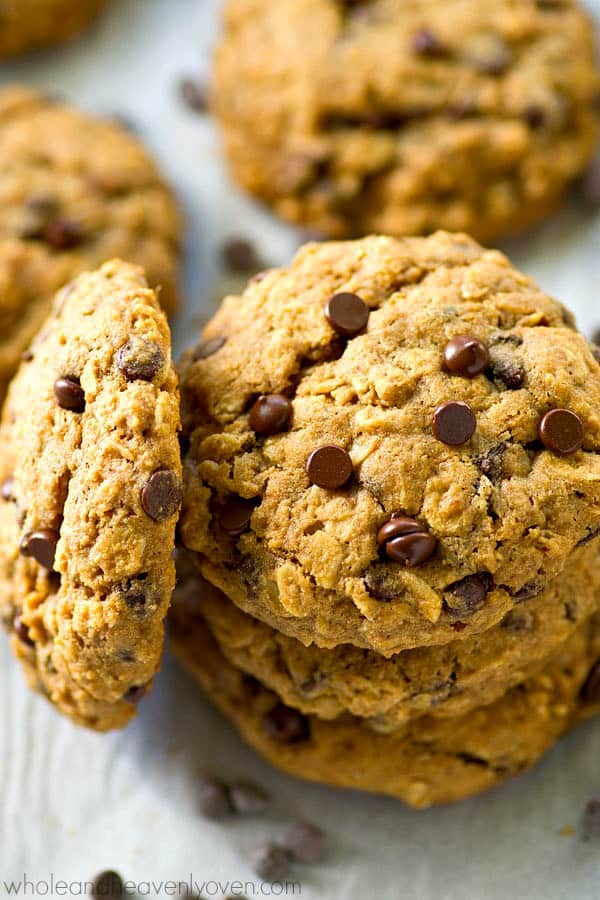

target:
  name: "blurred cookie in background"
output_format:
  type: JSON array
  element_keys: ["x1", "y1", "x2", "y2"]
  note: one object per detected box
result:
[{"x1": 0, "y1": 0, "x2": 110, "y2": 58}]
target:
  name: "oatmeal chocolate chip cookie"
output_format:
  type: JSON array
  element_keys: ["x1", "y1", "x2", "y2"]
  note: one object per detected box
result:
[
  {"x1": 0, "y1": 0, "x2": 109, "y2": 58},
  {"x1": 178, "y1": 233, "x2": 600, "y2": 656},
  {"x1": 0, "y1": 86, "x2": 182, "y2": 405},
  {"x1": 214, "y1": 0, "x2": 600, "y2": 242},
  {"x1": 172, "y1": 540, "x2": 600, "y2": 729},
  {"x1": 0, "y1": 260, "x2": 182, "y2": 730},
  {"x1": 170, "y1": 604, "x2": 600, "y2": 809}
]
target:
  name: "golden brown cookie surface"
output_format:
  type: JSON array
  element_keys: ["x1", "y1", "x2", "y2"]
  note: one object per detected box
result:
[
  {"x1": 0, "y1": 0, "x2": 109, "y2": 58},
  {"x1": 0, "y1": 261, "x2": 182, "y2": 730}
]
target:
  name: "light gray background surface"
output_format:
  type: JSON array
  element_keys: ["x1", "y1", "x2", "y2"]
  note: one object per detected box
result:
[{"x1": 1, "y1": 1, "x2": 600, "y2": 897}]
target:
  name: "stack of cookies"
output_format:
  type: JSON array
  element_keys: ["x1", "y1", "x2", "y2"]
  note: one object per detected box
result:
[{"x1": 170, "y1": 231, "x2": 600, "y2": 808}]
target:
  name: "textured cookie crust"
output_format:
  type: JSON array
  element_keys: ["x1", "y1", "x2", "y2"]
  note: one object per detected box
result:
[
  {"x1": 0, "y1": 86, "x2": 182, "y2": 404},
  {"x1": 214, "y1": 0, "x2": 600, "y2": 241},
  {"x1": 179, "y1": 233, "x2": 600, "y2": 655},
  {"x1": 172, "y1": 541, "x2": 600, "y2": 728},
  {"x1": 0, "y1": 0, "x2": 108, "y2": 58},
  {"x1": 0, "y1": 261, "x2": 182, "y2": 730},
  {"x1": 170, "y1": 604, "x2": 600, "y2": 809}
]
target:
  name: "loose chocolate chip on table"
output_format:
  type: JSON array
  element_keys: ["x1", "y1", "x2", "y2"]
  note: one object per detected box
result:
[
  {"x1": 1, "y1": 477, "x2": 14, "y2": 502},
  {"x1": 249, "y1": 394, "x2": 292, "y2": 436},
  {"x1": 198, "y1": 777, "x2": 232, "y2": 819},
  {"x1": 14, "y1": 614, "x2": 34, "y2": 647},
  {"x1": 222, "y1": 237, "x2": 262, "y2": 273},
  {"x1": 218, "y1": 497, "x2": 255, "y2": 536},
  {"x1": 20, "y1": 529, "x2": 59, "y2": 570},
  {"x1": 44, "y1": 217, "x2": 83, "y2": 250},
  {"x1": 179, "y1": 77, "x2": 208, "y2": 113},
  {"x1": 443, "y1": 335, "x2": 490, "y2": 377},
  {"x1": 444, "y1": 573, "x2": 493, "y2": 616},
  {"x1": 432, "y1": 401, "x2": 476, "y2": 446},
  {"x1": 411, "y1": 28, "x2": 446, "y2": 57},
  {"x1": 229, "y1": 780, "x2": 270, "y2": 814},
  {"x1": 283, "y1": 822, "x2": 325, "y2": 864},
  {"x1": 325, "y1": 292, "x2": 370, "y2": 338},
  {"x1": 54, "y1": 376, "x2": 85, "y2": 412},
  {"x1": 116, "y1": 338, "x2": 164, "y2": 381},
  {"x1": 538, "y1": 408, "x2": 584, "y2": 456},
  {"x1": 262, "y1": 702, "x2": 310, "y2": 743},
  {"x1": 581, "y1": 660, "x2": 600, "y2": 703},
  {"x1": 141, "y1": 470, "x2": 182, "y2": 521},
  {"x1": 92, "y1": 870, "x2": 124, "y2": 900},
  {"x1": 124, "y1": 683, "x2": 149, "y2": 704},
  {"x1": 248, "y1": 843, "x2": 292, "y2": 882},
  {"x1": 306, "y1": 444, "x2": 353, "y2": 489},
  {"x1": 192, "y1": 336, "x2": 227, "y2": 360}
]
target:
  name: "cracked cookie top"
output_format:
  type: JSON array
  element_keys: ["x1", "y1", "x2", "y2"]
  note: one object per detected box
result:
[
  {"x1": 179, "y1": 232, "x2": 600, "y2": 655},
  {"x1": 0, "y1": 86, "x2": 182, "y2": 404},
  {"x1": 214, "y1": 0, "x2": 600, "y2": 241},
  {"x1": 0, "y1": 260, "x2": 182, "y2": 730},
  {"x1": 0, "y1": 0, "x2": 109, "y2": 58}
]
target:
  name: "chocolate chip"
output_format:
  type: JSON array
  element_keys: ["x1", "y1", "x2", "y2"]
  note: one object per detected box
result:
[
  {"x1": 44, "y1": 217, "x2": 83, "y2": 250},
  {"x1": 262, "y1": 703, "x2": 310, "y2": 743},
  {"x1": 14, "y1": 614, "x2": 34, "y2": 647},
  {"x1": 432, "y1": 401, "x2": 476, "y2": 446},
  {"x1": 116, "y1": 338, "x2": 164, "y2": 381},
  {"x1": 500, "y1": 609, "x2": 534, "y2": 632},
  {"x1": 444, "y1": 573, "x2": 493, "y2": 617},
  {"x1": 385, "y1": 531, "x2": 437, "y2": 566},
  {"x1": 54, "y1": 376, "x2": 85, "y2": 412},
  {"x1": 248, "y1": 844, "x2": 292, "y2": 882},
  {"x1": 376, "y1": 514, "x2": 426, "y2": 547},
  {"x1": 489, "y1": 357, "x2": 525, "y2": 390},
  {"x1": 218, "y1": 498, "x2": 255, "y2": 536},
  {"x1": 141, "y1": 470, "x2": 182, "y2": 521},
  {"x1": 222, "y1": 237, "x2": 262, "y2": 273},
  {"x1": 475, "y1": 443, "x2": 507, "y2": 483},
  {"x1": 466, "y1": 33, "x2": 512, "y2": 75},
  {"x1": 411, "y1": 28, "x2": 446, "y2": 57},
  {"x1": 179, "y1": 77, "x2": 208, "y2": 113},
  {"x1": 117, "y1": 575, "x2": 154, "y2": 611},
  {"x1": 443, "y1": 335, "x2": 490, "y2": 377},
  {"x1": 229, "y1": 781, "x2": 270, "y2": 814},
  {"x1": 305, "y1": 445, "x2": 353, "y2": 489},
  {"x1": 538, "y1": 408, "x2": 584, "y2": 456},
  {"x1": 124, "y1": 683, "x2": 150, "y2": 704},
  {"x1": 282, "y1": 822, "x2": 325, "y2": 864},
  {"x1": 198, "y1": 777, "x2": 232, "y2": 819},
  {"x1": 20, "y1": 529, "x2": 59, "y2": 570},
  {"x1": 1, "y1": 477, "x2": 14, "y2": 502},
  {"x1": 512, "y1": 581, "x2": 542, "y2": 602},
  {"x1": 364, "y1": 567, "x2": 400, "y2": 601},
  {"x1": 581, "y1": 659, "x2": 600, "y2": 703},
  {"x1": 192, "y1": 336, "x2": 226, "y2": 360},
  {"x1": 92, "y1": 870, "x2": 124, "y2": 900},
  {"x1": 21, "y1": 349, "x2": 34, "y2": 362},
  {"x1": 249, "y1": 394, "x2": 292, "y2": 436},
  {"x1": 524, "y1": 105, "x2": 546, "y2": 129},
  {"x1": 581, "y1": 798, "x2": 600, "y2": 841},
  {"x1": 325, "y1": 292, "x2": 369, "y2": 338}
]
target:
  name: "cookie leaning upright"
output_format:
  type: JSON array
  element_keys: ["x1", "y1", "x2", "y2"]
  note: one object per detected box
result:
[
  {"x1": 179, "y1": 232, "x2": 600, "y2": 656},
  {"x1": 213, "y1": 0, "x2": 600, "y2": 241},
  {"x1": 0, "y1": 86, "x2": 182, "y2": 405},
  {"x1": 0, "y1": 261, "x2": 182, "y2": 730}
]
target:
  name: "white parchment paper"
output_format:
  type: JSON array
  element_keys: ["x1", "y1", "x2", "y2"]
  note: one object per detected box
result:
[{"x1": 1, "y1": 1, "x2": 600, "y2": 897}]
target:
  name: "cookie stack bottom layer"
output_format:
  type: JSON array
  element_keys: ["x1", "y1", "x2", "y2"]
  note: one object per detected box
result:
[{"x1": 169, "y1": 549, "x2": 600, "y2": 808}]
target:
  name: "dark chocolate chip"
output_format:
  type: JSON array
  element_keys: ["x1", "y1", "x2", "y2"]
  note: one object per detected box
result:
[
  {"x1": 512, "y1": 581, "x2": 542, "y2": 602},
  {"x1": 54, "y1": 376, "x2": 85, "y2": 412},
  {"x1": 524, "y1": 105, "x2": 546, "y2": 129},
  {"x1": 443, "y1": 335, "x2": 490, "y2": 377},
  {"x1": 20, "y1": 529, "x2": 59, "y2": 570},
  {"x1": 248, "y1": 843, "x2": 292, "y2": 882},
  {"x1": 489, "y1": 357, "x2": 525, "y2": 390},
  {"x1": 444, "y1": 573, "x2": 493, "y2": 617},
  {"x1": 218, "y1": 498, "x2": 255, "y2": 536},
  {"x1": 179, "y1": 77, "x2": 208, "y2": 113},
  {"x1": 538, "y1": 408, "x2": 584, "y2": 456},
  {"x1": 1, "y1": 477, "x2": 14, "y2": 502},
  {"x1": 92, "y1": 871, "x2": 124, "y2": 900},
  {"x1": 262, "y1": 702, "x2": 310, "y2": 743},
  {"x1": 363, "y1": 568, "x2": 400, "y2": 602},
  {"x1": 249, "y1": 394, "x2": 292, "y2": 436},
  {"x1": 44, "y1": 218, "x2": 83, "y2": 250},
  {"x1": 14, "y1": 614, "x2": 34, "y2": 647},
  {"x1": 124, "y1": 683, "x2": 150, "y2": 704},
  {"x1": 475, "y1": 443, "x2": 507, "y2": 483},
  {"x1": 282, "y1": 822, "x2": 325, "y2": 863},
  {"x1": 116, "y1": 339, "x2": 164, "y2": 381},
  {"x1": 581, "y1": 659, "x2": 600, "y2": 703},
  {"x1": 306, "y1": 444, "x2": 353, "y2": 489},
  {"x1": 192, "y1": 336, "x2": 226, "y2": 360},
  {"x1": 21, "y1": 349, "x2": 34, "y2": 362},
  {"x1": 198, "y1": 777, "x2": 232, "y2": 819},
  {"x1": 141, "y1": 470, "x2": 182, "y2": 521},
  {"x1": 222, "y1": 237, "x2": 262, "y2": 273},
  {"x1": 376, "y1": 514, "x2": 425, "y2": 547},
  {"x1": 385, "y1": 531, "x2": 437, "y2": 566},
  {"x1": 432, "y1": 401, "x2": 476, "y2": 446},
  {"x1": 411, "y1": 28, "x2": 447, "y2": 57},
  {"x1": 229, "y1": 781, "x2": 270, "y2": 814},
  {"x1": 325, "y1": 292, "x2": 369, "y2": 338}
]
